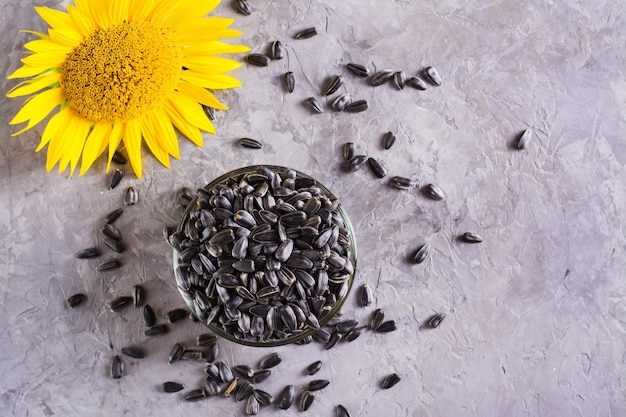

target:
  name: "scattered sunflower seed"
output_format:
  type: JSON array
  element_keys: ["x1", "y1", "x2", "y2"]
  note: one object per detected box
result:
[
  {"x1": 95, "y1": 259, "x2": 120, "y2": 272},
  {"x1": 284, "y1": 71, "x2": 295, "y2": 93},
  {"x1": 346, "y1": 63, "x2": 369, "y2": 77},
  {"x1": 251, "y1": 369, "x2": 271, "y2": 384},
  {"x1": 306, "y1": 97, "x2": 324, "y2": 114},
  {"x1": 461, "y1": 232, "x2": 483, "y2": 243},
  {"x1": 424, "y1": 183, "x2": 445, "y2": 200},
  {"x1": 336, "y1": 404, "x2": 352, "y2": 417},
  {"x1": 407, "y1": 76, "x2": 427, "y2": 90},
  {"x1": 299, "y1": 391, "x2": 315, "y2": 411},
  {"x1": 236, "y1": 380, "x2": 254, "y2": 401},
  {"x1": 108, "y1": 296, "x2": 133, "y2": 312},
  {"x1": 103, "y1": 237, "x2": 125, "y2": 253},
  {"x1": 144, "y1": 324, "x2": 168, "y2": 336},
  {"x1": 382, "y1": 373, "x2": 401, "y2": 389},
  {"x1": 517, "y1": 128, "x2": 532, "y2": 149},
  {"x1": 101, "y1": 223, "x2": 121, "y2": 241},
  {"x1": 66, "y1": 293, "x2": 87, "y2": 308},
  {"x1": 184, "y1": 388, "x2": 208, "y2": 402},
  {"x1": 120, "y1": 346, "x2": 145, "y2": 359},
  {"x1": 390, "y1": 176, "x2": 417, "y2": 190},
  {"x1": 294, "y1": 27, "x2": 317, "y2": 39},
  {"x1": 336, "y1": 319, "x2": 358, "y2": 334},
  {"x1": 324, "y1": 331, "x2": 342, "y2": 349},
  {"x1": 323, "y1": 74, "x2": 343, "y2": 96},
  {"x1": 269, "y1": 40, "x2": 284, "y2": 59},
  {"x1": 111, "y1": 355, "x2": 124, "y2": 379},
  {"x1": 167, "y1": 308, "x2": 188, "y2": 323},
  {"x1": 168, "y1": 342, "x2": 185, "y2": 364},
  {"x1": 371, "y1": 69, "x2": 394, "y2": 86},
  {"x1": 233, "y1": 364, "x2": 255, "y2": 379},
  {"x1": 427, "y1": 312, "x2": 446, "y2": 328},
  {"x1": 162, "y1": 381, "x2": 184, "y2": 393},
  {"x1": 111, "y1": 151, "x2": 127, "y2": 165},
  {"x1": 143, "y1": 304, "x2": 156, "y2": 327},
  {"x1": 259, "y1": 352, "x2": 282, "y2": 369},
  {"x1": 124, "y1": 186, "x2": 138, "y2": 206},
  {"x1": 344, "y1": 99, "x2": 369, "y2": 113},
  {"x1": 383, "y1": 131, "x2": 396, "y2": 150},
  {"x1": 109, "y1": 169, "x2": 123, "y2": 189},
  {"x1": 345, "y1": 326, "x2": 364, "y2": 342},
  {"x1": 253, "y1": 389, "x2": 274, "y2": 405},
  {"x1": 393, "y1": 71, "x2": 406, "y2": 89},
  {"x1": 367, "y1": 157, "x2": 387, "y2": 178},
  {"x1": 277, "y1": 385, "x2": 295, "y2": 410},
  {"x1": 332, "y1": 93, "x2": 351, "y2": 112},
  {"x1": 246, "y1": 392, "x2": 260, "y2": 415},
  {"x1": 343, "y1": 142, "x2": 355, "y2": 161},
  {"x1": 346, "y1": 155, "x2": 368, "y2": 172},
  {"x1": 104, "y1": 208, "x2": 124, "y2": 224},
  {"x1": 424, "y1": 66, "x2": 442, "y2": 86},
  {"x1": 239, "y1": 137, "x2": 263, "y2": 149},
  {"x1": 358, "y1": 283, "x2": 372, "y2": 307},
  {"x1": 306, "y1": 360, "x2": 322, "y2": 375},
  {"x1": 196, "y1": 332, "x2": 218, "y2": 347},
  {"x1": 75, "y1": 247, "x2": 100, "y2": 259},
  {"x1": 234, "y1": 0, "x2": 252, "y2": 15},
  {"x1": 413, "y1": 243, "x2": 432, "y2": 264},
  {"x1": 204, "y1": 105, "x2": 216, "y2": 120},
  {"x1": 181, "y1": 349, "x2": 206, "y2": 361},
  {"x1": 369, "y1": 308, "x2": 385, "y2": 330},
  {"x1": 245, "y1": 53, "x2": 270, "y2": 67},
  {"x1": 375, "y1": 320, "x2": 397, "y2": 333}
]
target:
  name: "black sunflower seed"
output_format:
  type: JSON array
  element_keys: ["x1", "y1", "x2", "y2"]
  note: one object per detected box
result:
[
  {"x1": 367, "y1": 157, "x2": 387, "y2": 178},
  {"x1": 306, "y1": 360, "x2": 322, "y2": 375},
  {"x1": 382, "y1": 373, "x2": 401, "y2": 389},
  {"x1": 101, "y1": 223, "x2": 121, "y2": 241},
  {"x1": 251, "y1": 369, "x2": 271, "y2": 384},
  {"x1": 259, "y1": 352, "x2": 282, "y2": 369},
  {"x1": 407, "y1": 76, "x2": 427, "y2": 90},
  {"x1": 359, "y1": 283, "x2": 372, "y2": 307},
  {"x1": 383, "y1": 131, "x2": 396, "y2": 150},
  {"x1": 323, "y1": 74, "x2": 343, "y2": 96},
  {"x1": 284, "y1": 71, "x2": 295, "y2": 93},
  {"x1": 75, "y1": 247, "x2": 100, "y2": 259},
  {"x1": 239, "y1": 137, "x2": 263, "y2": 149},
  {"x1": 344, "y1": 99, "x2": 368, "y2": 113},
  {"x1": 306, "y1": 97, "x2": 324, "y2": 114},
  {"x1": 269, "y1": 40, "x2": 284, "y2": 59},
  {"x1": 253, "y1": 389, "x2": 274, "y2": 405},
  {"x1": 109, "y1": 169, "x2": 123, "y2": 189},
  {"x1": 336, "y1": 404, "x2": 352, "y2": 417},
  {"x1": 121, "y1": 346, "x2": 145, "y2": 359},
  {"x1": 369, "y1": 308, "x2": 385, "y2": 330},
  {"x1": 277, "y1": 385, "x2": 295, "y2": 410},
  {"x1": 162, "y1": 381, "x2": 184, "y2": 393},
  {"x1": 346, "y1": 63, "x2": 369, "y2": 77},
  {"x1": 66, "y1": 293, "x2": 87, "y2": 308},
  {"x1": 233, "y1": 364, "x2": 255, "y2": 379},
  {"x1": 167, "y1": 342, "x2": 184, "y2": 364},
  {"x1": 245, "y1": 53, "x2": 270, "y2": 67},
  {"x1": 234, "y1": 0, "x2": 252, "y2": 15},
  {"x1": 144, "y1": 324, "x2": 168, "y2": 336},
  {"x1": 105, "y1": 208, "x2": 124, "y2": 225},
  {"x1": 375, "y1": 320, "x2": 397, "y2": 333},
  {"x1": 167, "y1": 308, "x2": 187, "y2": 323},
  {"x1": 427, "y1": 312, "x2": 446, "y2": 328},
  {"x1": 183, "y1": 388, "x2": 207, "y2": 402},
  {"x1": 111, "y1": 151, "x2": 127, "y2": 165},
  {"x1": 111, "y1": 355, "x2": 124, "y2": 379},
  {"x1": 461, "y1": 232, "x2": 483, "y2": 243},
  {"x1": 307, "y1": 379, "x2": 329, "y2": 391},
  {"x1": 294, "y1": 27, "x2": 317, "y2": 39},
  {"x1": 143, "y1": 304, "x2": 156, "y2": 327},
  {"x1": 95, "y1": 259, "x2": 120, "y2": 272},
  {"x1": 108, "y1": 296, "x2": 133, "y2": 312},
  {"x1": 103, "y1": 237, "x2": 125, "y2": 253},
  {"x1": 343, "y1": 142, "x2": 354, "y2": 161},
  {"x1": 236, "y1": 380, "x2": 254, "y2": 401}
]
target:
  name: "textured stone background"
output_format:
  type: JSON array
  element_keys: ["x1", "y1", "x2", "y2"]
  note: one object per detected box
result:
[{"x1": 1, "y1": 0, "x2": 625, "y2": 416}]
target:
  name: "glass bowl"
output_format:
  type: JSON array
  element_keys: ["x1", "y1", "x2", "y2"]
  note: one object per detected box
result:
[{"x1": 172, "y1": 165, "x2": 357, "y2": 347}]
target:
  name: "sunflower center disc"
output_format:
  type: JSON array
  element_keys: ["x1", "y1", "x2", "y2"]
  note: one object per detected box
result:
[{"x1": 61, "y1": 21, "x2": 181, "y2": 123}]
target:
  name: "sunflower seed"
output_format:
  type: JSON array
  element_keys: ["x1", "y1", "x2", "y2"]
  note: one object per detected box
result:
[
  {"x1": 294, "y1": 27, "x2": 317, "y2": 39},
  {"x1": 344, "y1": 99, "x2": 369, "y2": 113},
  {"x1": 204, "y1": 105, "x2": 216, "y2": 120},
  {"x1": 131, "y1": 285, "x2": 144, "y2": 308},
  {"x1": 235, "y1": 0, "x2": 252, "y2": 15},
  {"x1": 168, "y1": 343, "x2": 185, "y2": 364},
  {"x1": 233, "y1": 364, "x2": 255, "y2": 379},
  {"x1": 218, "y1": 361, "x2": 234, "y2": 383},
  {"x1": 142, "y1": 304, "x2": 156, "y2": 327},
  {"x1": 332, "y1": 93, "x2": 351, "y2": 112},
  {"x1": 299, "y1": 391, "x2": 315, "y2": 411},
  {"x1": 224, "y1": 378, "x2": 238, "y2": 398},
  {"x1": 111, "y1": 151, "x2": 127, "y2": 165},
  {"x1": 259, "y1": 352, "x2": 282, "y2": 369},
  {"x1": 337, "y1": 404, "x2": 352, "y2": 417},
  {"x1": 277, "y1": 385, "x2": 295, "y2": 409},
  {"x1": 205, "y1": 377, "x2": 220, "y2": 396},
  {"x1": 66, "y1": 293, "x2": 87, "y2": 308},
  {"x1": 162, "y1": 381, "x2": 184, "y2": 393},
  {"x1": 253, "y1": 389, "x2": 274, "y2": 405},
  {"x1": 111, "y1": 355, "x2": 124, "y2": 379},
  {"x1": 108, "y1": 296, "x2": 132, "y2": 312},
  {"x1": 239, "y1": 137, "x2": 263, "y2": 149},
  {"x1": 121, "y1": 346, "x2": 145, "y2": 359},
  {"x1": 371, "y1": 69, "x2": 394, "y2": 86},
  {"x1": 104, "y1": 208, "x2": 124, "y2": 224},
  {"x1": 305, "y1": 360, "x2": 322, "y2": 375},
  {"x1": 427, "y1": 312, "x2": 446, "y2": 328},
  {"x1": 181, "y1": 349, "x2": 206, "y2": 361},
  {"x1": 307, "y1": 379, "x2": 330, "y2": 391},
  {"x1": 359, "y1": 284, "x2": 372, "y2": 307},
  {"x1": 375, "y1": 320, "x2": 397, "y2": 333},
  {"x1": 424, "y1": 183, "x2": 445, "y2": 200},
  {"x1": 336, "y1": 319, "x2": 358, "y2": 334},
  {"x1": 424, "y1": 66, "x2": 442, "y2": 86},
  {"x1": 184, "y1": 388, "x2": 207, "y2": 402},
  {"x1": 345, "y1": 326, "x2": 364, "y2": 342},
  {"x1": 209, "y1": 228, "x2": 235, "y2": 246},
  {"x1": 144, "y1": 324, "x2": 168, "y2": 336},
  {"x1": 75, "y1": 247, "x2": 100, "y2": 259},
  {"x1": 109, "y1": 169, "x2": 123, "y2": 189},
  {"x1": 246, "y1": 392, "x2": 260, "y2": 415},
  {"x1": 324, "y1": 74, "x2": 343, "y2": 96},
  {"x1": 245, "y1": 53, "x2": 270, "y2": 67},
  {"x1": 343, "y1": 142, "x2": 355, "y2": 161},
  {"x1": 517, "y1": 128, "x2": 532, "y2": 149},
  {"x1": 236, "y1": 379, "x2": 254, "y2": 401},
  {"x1": 393, "y1": 71, "x2": 406, "y2": 89},
  {"x1": 269, "y1": 40, "x2": 284, "y2": 59},
  {"x1": 413, "y1": 243, "x2": 432, "y2": 264},
  {"x1": 461, "y1": 232, "x2": 483, "y2": 243},
  {"x1": 124, "y1": 186, "x2": 138, "y2": 205},
  {"x1": 312, "y1": 328, "x2": 331, "y2": 344},
  {"x1": 101, "y1": 223, "x2": 121, "y2": 241},
  {"x1": 252, "y1": 369, "x2": 271, "y2": 384},
  {"x1": 383, "y1": 131, "x2": 396, "y2": 150},
  {"x1": 204, "y1": 342, "x2": 219, "y2": 363},
  {"x1": 390, "y1": 176, "x2": 416, "y2": 190},
  {"x1": 95, "y1": 259, "x2": 120, "y2": 271},
  {"x1": 346, "y1": 155, "x2": 367, "y2": 172},
  {"x1": 284, "y1": 71, "x2": 295, "y2": 93},
  {"x1": 369, "y1": 308, "x2": 385, "y2": 330},
  {"x1": 196, "y1": 333, "x2": 218, "y2": 347},
  {"x1": 325, "y1": 331, "x2": 342, "y2": 349},
  {"x1": 306, "y1": 97, "x2": 324, "y2": 114},
  {"x1": 367, "y1": 157, "x2": 387, "y2": 178},
  {"x1": 103, "y1": 237, "x2": 124, "y2": 253},
  {"x1": 346, "y1": 63, "x2": 369, "y2": 77},
  {"x1": 167, "y1": 308, "x2": 188, "y2": 323},
  {"x1": 407, "y1": 76, "x2": 427, "y2": 90},
  {"x1": 382, "y1": 373, "x2": 401, "y2": 389}
]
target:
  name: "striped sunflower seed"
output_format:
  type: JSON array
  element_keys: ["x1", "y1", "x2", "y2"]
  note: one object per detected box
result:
[
  {"x1": 284, "y1": 71, "x2": 295, "y2": 93},
  {"x1": 344, "y1": 99, "x2": 368, "y2": 113},
  {"x1": 517, "y1": 128, "x2": 532, "y2": 149},
  {"x1": 235, "y1": 0, "x2": 252, "y2": 15},
  {"x1": 95, "y1": 259, "x2": 120, "y2": 272},
  {"x1": 269, "y1": 40, "x2": 284, "y2": 59},
  {"x1": 144, "y1": 324, "x2": 168, "y2": 336},
  {"x1": 121, "y1": 346, "x2": 145, "y2": 359},
  {"x1": 184, "y1": 388, "x2": 208, "y2": 402},
  {"x1": 109, "y1": 169, "x2": 123, "y2": 189},
  {"x1": 75, "y1": 247, "x2": 100, "y2": 259},
  {"x1": 393, "y1": 71, "x2": 406, "y2": 89},
  {"x1": 236, "y1": 379, "x2": 254, "y2": 401},
  {"x1": 246, "y1": 392, "x2": 260, "y2": 415},
  {"x1": 306, "y1": 97, "x2": 324, "y2": 114},
  {"x1": 294, "y1": 27, "x2": 317, "y2": 39},
  {"x1": 337, "y1": 404, "x2": 352, "y2": 417},
  {"x1": 108, "y1": 296, "x2": 133, "y2": 312},
  {"x1": 369, "y1": 308, "x2": 385, "y2": 330},
  {"x1": 371, "y1": 69, "x2": 394, "y2": 86},
  {"x1": 196, "y1": 332, "x2": 218, "y2": 347},
  {"x1": 461, "y1": 232, "x2": 483, "y2": 243},
  {"x1": 359, "y1": 283, "x2": 372, "y2": 307},
  {"x1": 332, "y1": 93, "x2": 351, "y2": 112},
  {"x1": 424, "y1": 183, "x2": 445, "y2": 200},
  {"x1": 103, "y1": 237, "x2": 124, "y2": 253},
  {"x1": 124, "y1": 186, "x2": 138, "y2": 206},
  {"x1": 346, "y1": 63, "x2": 369, "y2": 77},
  {"x1": 323, "y1": 74, "x2": 343, "y2": 96},
  {"x1": 382, "y1": 373, "x2": 401, "y2": 389},
  {"x1": 407, "y1": 76, "x2": 427, "y2": 90},
  {"x1": 299, "y1": 391, "x2": 315, "y2": 411},
  {"x1": 111, "y1": 355, "x2": 124, "y2": 379},
  {"x1": 383, "y1": 131, "x2": 396, "y2": 150},
  {"x1": 346, "y1": 155, "x2": 368, "y2": 172},
  {"x1": 101, "y1": 223, "x2": 121, "y2": 241},
  {"x1": 424, "y1": 66, "x2": 442, "y2": 86},
  {"x1": 162, "y1": 381, "x2": 184, "y2": 393},
  {"x1": 427, "y1": 312, "x2": 446, "y2": 328},
  {"x1": 367, "y1": 157, "x2": 387, "y2": 178},
  {"x1": 104, "y1": 208, "x2": 124, "y2": 224},
  {"x1": 390, "y1": 176, "x2": 416, "y2": 190},
  {"x1": 245, "y1": 53, "x2": 270, "y2": 67},
  {"x1": 239, "y1": 137, "x2": 263, "y2": 149},
  {"x1": 66, "y1": 293, "x2": 87, "y2": 308},
  {"x1": 253, "y1": 389, "x2": 275, "y2": 405},
  {"x1": 343, "y1": 142, "x2": 355, "y2": 161},
  {"x1": 413, "y1": 243, "x2": 432, "y2": 264},
  {"x1": 204, "y1": 105, "x2": 216, "y2": 120},
  {"x1": 277, "y1": 385, "x2": 295, "y2": 409}
]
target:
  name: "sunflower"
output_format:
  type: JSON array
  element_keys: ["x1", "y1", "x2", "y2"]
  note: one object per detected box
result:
[{"x1": 6, "y1": 0, "x2": 250, "y2": 178}]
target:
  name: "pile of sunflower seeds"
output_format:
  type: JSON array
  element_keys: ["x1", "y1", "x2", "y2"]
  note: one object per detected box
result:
[{"x1": 166, "y1": 166, "x2": 355, "y2": 344}]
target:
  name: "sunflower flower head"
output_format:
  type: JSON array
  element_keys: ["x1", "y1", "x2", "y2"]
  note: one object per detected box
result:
[{"x1": 6, "y1": 0, "x2": 250, "y2": 178}]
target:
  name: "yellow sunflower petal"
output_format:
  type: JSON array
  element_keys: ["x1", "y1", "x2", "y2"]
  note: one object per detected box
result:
[
  {"x1": 180, "y1": 71, "x2": 243, "y2": 90},
  {"x1": 163, "y1": 100, "x2": 204, "y2": 147},
  {"x1": 108, "y1": 0, "x2": 130, "y2": 26},
  {"x1": 140, "y1": 114, "x2": 170, "y2": 168},
  {"x1": 148, "y1": 105, "x2": 180, "y2": 159},
  {"x1": 106, "y1": 123, "x2": 124, "y2": 172},
  {"x1": 6, "y1": 72, "x2": 60, "y2": 98},
  {"x1": 169, "y1": 91, "x2": 216, "y2": 134},
  {"x1": 127, "y1": 0, "x2": 156, "y2": 23},
  {"x1": 123, "y1": 119, "x2": 143, "y2": 178},
  {"x1": 74, "y1": 0, "x2": 110, "y2": 29},
  {"x1": 24, "y1": 39, "x2": 73, "y2": 54},
  {"x1": 9, "y1": 87, "x2": 63, "y2": 135},
  {"x1": 7, "y1": 65, "x2": 49, "y2": 80},
  {"x1": 37, "y1": 106, "x2": 69, "y2": 152},
  {"x1": 44, "y1": 108, "x2": 73, "y2": 171},
  {"x1": 21, "y1": 51, "x2": 68, "y2": 68},
  {"x1": 159, "y1": 0, "x2": 220, "y2": 28},
  {"x1": 66, "y1": 4, "x2": 97, "y2": 38},
  {"x1": 176, "y1": 81, "x2": 228, "y2": 110},
  {"x1": 57, "y1": 112, "x2": 92, "y2": 176},
  {"x1": 34, "y1": 6, "x2": 72, "y2": 30},
  {"x1": 182, "y1": 55, "x2": 242, "y2": 73},
  {"x1": 184, "y1": 41, "x2": 251, "y2": 56},
  {"x1": 80, "y1": 122, "x2": 111, "y2": 176},
  {"x1": 48, "y1": 28, "x2": 84, "y2": 47}
]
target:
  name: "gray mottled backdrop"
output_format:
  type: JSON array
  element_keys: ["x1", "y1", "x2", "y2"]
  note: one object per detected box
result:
[{"x1": 1, "y1": 0, "x2": 625, "y2": 416}]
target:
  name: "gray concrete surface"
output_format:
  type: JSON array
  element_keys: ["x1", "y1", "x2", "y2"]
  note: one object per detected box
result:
[{"x1": 1, "y1": 0, "x2": 625, "y2": 416}]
